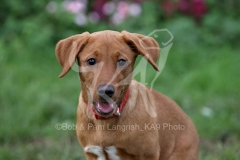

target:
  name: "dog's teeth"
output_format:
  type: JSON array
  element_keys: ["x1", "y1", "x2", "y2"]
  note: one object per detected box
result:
[{"x1": 117, "y1": 108, "x2": 120, "y2": 116}]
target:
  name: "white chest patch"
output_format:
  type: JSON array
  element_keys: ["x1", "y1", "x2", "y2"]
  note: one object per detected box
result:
[
  {"x1": 84, "y1": 146, "x2": 105, "y2": 160},
  {"x1": 105, "y1": 146, "x2": 120, "y2": 160},
  {"x1": 84, "y1": 146, "x2": 120, "y2": 160}
]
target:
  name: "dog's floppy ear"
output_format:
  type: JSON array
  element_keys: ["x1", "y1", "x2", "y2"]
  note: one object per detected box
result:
[
  {"x1": 55, "y1": 32, "x2": 90, "y2": 78},
  {"x1": 121, "y1": 31, "x2": 160, "y2": 71}
]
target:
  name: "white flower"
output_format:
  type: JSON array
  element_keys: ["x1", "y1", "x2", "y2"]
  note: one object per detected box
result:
[
  {"x1": 201, "y1": 106, "x2": 213, "y2": 117},
  {"x1": 75, "y1": 13, "x2": 87, "y2": 26},
  {"x1": 111, "y1": 12, "x2": 124, "y2": 25},
  {"x1": 103, "y1": 1, "x2": 115, "y2": 15},
  {"x1": 46, "y1": 1, "x2": 57, "y2": 13},
  {"x1": 88, "y1": 12, "x2": 100, "y2": 23},
  {"x1": 128, "y1": 3, "x2": 141, "y2": 17}
]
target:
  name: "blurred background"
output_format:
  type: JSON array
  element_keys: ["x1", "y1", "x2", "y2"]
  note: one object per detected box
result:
[{"x1": 0, "y1": 0, "x2": 240, "y2": 159}]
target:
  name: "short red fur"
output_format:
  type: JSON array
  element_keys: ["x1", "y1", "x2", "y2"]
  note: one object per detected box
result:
[{"x1": 55, "y1": 30, "x2": 199, "y2": 160}]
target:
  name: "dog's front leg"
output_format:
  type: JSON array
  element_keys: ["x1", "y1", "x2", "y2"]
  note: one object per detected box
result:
[{"x1": 84, "y1": 146, "x2": 106, "y2": 160}]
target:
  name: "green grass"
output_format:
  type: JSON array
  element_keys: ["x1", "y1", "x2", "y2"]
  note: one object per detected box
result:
[{"x1": 1, "y1": 32, "x2": 240, "y2": 159}]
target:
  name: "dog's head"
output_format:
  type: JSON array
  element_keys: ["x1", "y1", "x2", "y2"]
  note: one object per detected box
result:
[{"x1": 55, "y1": 30, "x2": 160, "y2": 117}]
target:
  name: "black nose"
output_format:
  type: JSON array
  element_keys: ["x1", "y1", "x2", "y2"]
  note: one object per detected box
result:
[{"x1": 98, "y1": 85, "x2": 115, "y2": 98}]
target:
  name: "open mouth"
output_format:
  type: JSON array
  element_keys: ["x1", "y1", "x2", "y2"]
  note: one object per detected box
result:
[
  {"x1": 95, "y1": 102, "x2": 116, "y2": 116},
  {"x1": 88, "y1": 90, "x2": 123, "y2": 117}
]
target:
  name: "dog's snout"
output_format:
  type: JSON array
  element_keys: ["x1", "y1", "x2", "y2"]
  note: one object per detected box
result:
[{"x1": 98, "y1": 85, "x2": 115, "y2": 98}]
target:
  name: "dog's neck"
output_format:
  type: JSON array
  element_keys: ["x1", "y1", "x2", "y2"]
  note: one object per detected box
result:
[{"x1": 86, "y1": 90, "x2": 130, "y2": 120}]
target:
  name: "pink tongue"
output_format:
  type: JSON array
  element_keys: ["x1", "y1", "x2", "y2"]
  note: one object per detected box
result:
[{"x1": 97, "y1": 103, "x2": 113, "y2": 113}]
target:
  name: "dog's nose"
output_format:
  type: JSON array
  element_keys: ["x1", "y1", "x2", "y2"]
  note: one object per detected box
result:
[{"x1": 98, "y1": 85, "x2": 115, "y2": 98}]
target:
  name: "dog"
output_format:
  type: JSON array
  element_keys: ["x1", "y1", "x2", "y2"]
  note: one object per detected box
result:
[{"x1": 55, "y1": 30, "x2": 199, "y2": 160}]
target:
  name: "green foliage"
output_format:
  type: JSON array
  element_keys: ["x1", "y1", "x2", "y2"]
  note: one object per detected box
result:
[{"x1": 0, "y1": 0, "x2": 240, "y2": 159}]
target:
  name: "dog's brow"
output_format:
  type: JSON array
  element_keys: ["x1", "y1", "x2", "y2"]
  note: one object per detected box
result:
[
  {"x1": 81, "y1": 50, "x2": 99, "y2": 61},
  {"x1": 112, "y1": 51, "x2": 120, "y2": 56},
  {"x1": 118, "y1": 46, "x2": 132, "y2": 53},
  {"x1": 115, "y1": 52, "x2": 128, "y2": 60},
  {"x1": 93, "y1": 50, "x2": 99, "y2": 56}
]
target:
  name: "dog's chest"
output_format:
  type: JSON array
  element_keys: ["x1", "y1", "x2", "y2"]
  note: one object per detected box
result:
[
  {"x1": 84, "y1": 145, "x2": 121, "y2": 160},
  {"x1": 80, "y1": 124, "x2": 140, "y2": 159},
  {"x1": 78, "y1": 119, "x2": 159, "y2": 159}
]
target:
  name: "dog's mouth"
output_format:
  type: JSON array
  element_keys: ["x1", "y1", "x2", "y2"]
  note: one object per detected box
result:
[
  {"x1": 95, "y1": 102, "x2": 116, "y2": 116},
  {"x1": 88, "y1": 90, "x2": 123, "y2": 117}
]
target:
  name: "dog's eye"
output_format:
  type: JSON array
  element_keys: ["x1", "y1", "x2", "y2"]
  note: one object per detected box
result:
[
  {"x1": 87, "y1": 58, "x2": 96, "y2": 66},
  {"x1": 117, "y1": 59, "x2": 127, "y2": 67}
]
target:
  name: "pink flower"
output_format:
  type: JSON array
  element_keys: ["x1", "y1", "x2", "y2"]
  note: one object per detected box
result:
[
  {"x1": 93, "y1": 0, "x2": 107, "y2": 19},
  {"x1": 190, "y1": 0, "x2": 207, "y2": 18},
  {"x1": 117, "y1": 1, "x2": 129, "y2": 19},
  {"x1": 178, "y1": 0, "x2": 189, "y2": 14},
  {"x1": 177, "y1": 0, "x2": 207, "y2": 24},
  {"x1": 63, "y1": 0, "x2": 86, "y2": 14},
  {"x1": 162, "y1": 1, "x2": 176, "y2": 17}
]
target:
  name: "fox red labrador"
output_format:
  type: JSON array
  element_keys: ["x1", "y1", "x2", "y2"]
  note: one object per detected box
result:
[{"x1": 55, "y1": 30, "x2": 199, "y2": 160}]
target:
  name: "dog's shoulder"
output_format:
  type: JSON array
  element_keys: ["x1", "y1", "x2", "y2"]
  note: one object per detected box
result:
[{"x1": 129, "y1": 79, "x2": 189, "y2": 119}]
